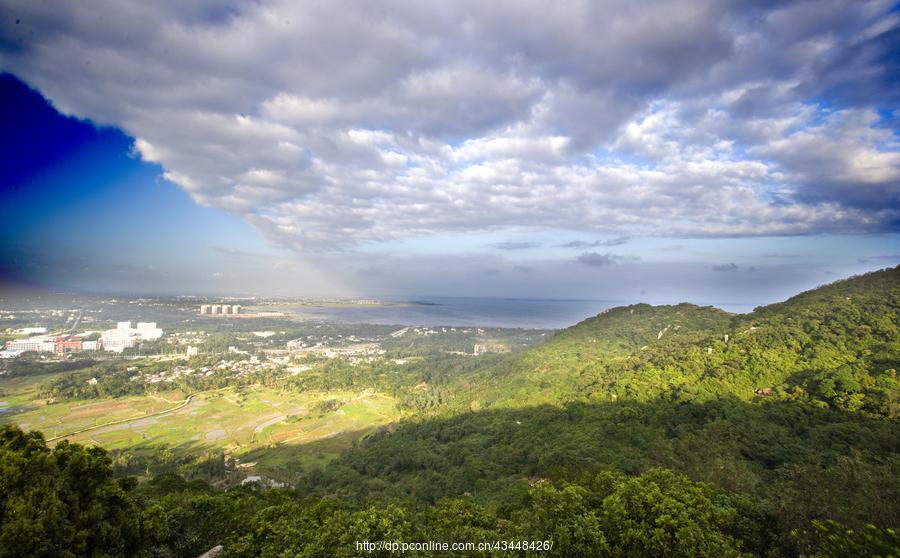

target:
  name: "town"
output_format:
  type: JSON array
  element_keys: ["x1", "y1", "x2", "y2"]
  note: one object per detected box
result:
[{"x1": 2, "y1": 321, "x2": 163, "y2": 358}]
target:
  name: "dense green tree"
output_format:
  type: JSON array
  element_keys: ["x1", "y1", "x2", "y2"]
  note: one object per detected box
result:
[
  {"x1": 800, "y1": 520, "x2": 900, "y2": 558},
  {"x1": 0, "y1": 425, "x2": 159, "y2": 557}
]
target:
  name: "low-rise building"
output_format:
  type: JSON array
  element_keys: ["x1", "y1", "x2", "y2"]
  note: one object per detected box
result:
[
  {"x1": 5, "y1": 337, "x2": 55, "y2": 353},
  {"x1": 55, "y1": 336, "x2": 83, "y2": 355},
  {"x1": 99, "y1": 329, "x2": 138, "y2": 353}
]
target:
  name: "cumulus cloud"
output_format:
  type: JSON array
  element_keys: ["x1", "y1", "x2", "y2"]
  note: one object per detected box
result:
[{"x1": 1, "y1": 0, "x2": 898, "y2": 251}]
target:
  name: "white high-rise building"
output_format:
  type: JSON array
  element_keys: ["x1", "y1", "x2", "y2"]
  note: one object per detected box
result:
[
  {"x1": 100, "y1": 329, "x2": 138, "y2": 353},
  {"x1": 136, "y1": 322, "x2": 164, "y2": 340},
  {"x1": 200, "y1": 305, "x2": 211, "y2": 314},
  {"x1": 100, "y1": 322, "x2": 164, "y2": 352}
]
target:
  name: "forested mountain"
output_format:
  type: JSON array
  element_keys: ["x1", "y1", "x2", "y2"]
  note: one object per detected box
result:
[
  {"x1": 1, "y1": 267, "x2": 898, "y2": 557},
  {"x1": 438, "y1": 265, "x2": 899, "y2": 415}
]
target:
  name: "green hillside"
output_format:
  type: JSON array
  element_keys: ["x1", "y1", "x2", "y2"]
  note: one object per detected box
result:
[
  {"x1": 301, "y1": 266, "x2": 900, "y2": 554},
  {"x1": 458, "y1": 303, "x2": 735, "y2": 410},
  {"x1": 1, "y1": 267, "x2": 898, "y2": 557},
  {"x1": 452, "y1": 266, "x2": 899, "y2": 416}
]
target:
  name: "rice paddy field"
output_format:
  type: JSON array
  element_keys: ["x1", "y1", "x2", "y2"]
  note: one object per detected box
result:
[{"x1": 0, "y1": 372, "x2": 400, "y2": 478}]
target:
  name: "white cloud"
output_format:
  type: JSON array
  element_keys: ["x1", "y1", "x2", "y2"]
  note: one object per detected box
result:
[{"x1": 1, "y1": 0, "x2": 897, "y2": 251}]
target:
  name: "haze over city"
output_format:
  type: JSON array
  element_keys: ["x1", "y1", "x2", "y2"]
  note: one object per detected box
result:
[{"x1": 1, "y1": 0, "x2": 898, "y2": 306}]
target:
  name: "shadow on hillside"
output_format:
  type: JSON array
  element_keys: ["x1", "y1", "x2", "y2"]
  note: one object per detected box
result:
[
  {"x1": 295, "y1": 397, "x2": 899, "y2": 530},
  {"x1": 102, "y1": 421, "x2": 385, "y2": 486},
  {"x1": 34, "y1": 395, "x2": 898, "y2": 542}
]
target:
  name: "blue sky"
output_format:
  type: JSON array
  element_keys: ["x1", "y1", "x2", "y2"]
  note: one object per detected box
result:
[
  {"x1": 0, "y1": 74, "x2": 282, "y2": 292},
  {"x1": 0, "y1": 1, "x2": 898, "y2": 305}
]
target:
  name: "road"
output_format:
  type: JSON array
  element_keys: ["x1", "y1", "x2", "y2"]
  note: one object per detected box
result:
[
  {"x1": 46, "y1": 393, "x2": 197, "y2": 442},
  {"x1": 46, "y1": 310, "x2": 84, "y2": 337},
  {"x1": 65, "y1": 310, "x2": 84, "y2": 333},
  {"x1": 253, "y1": 414, "x2": 287, "y2": 434}
]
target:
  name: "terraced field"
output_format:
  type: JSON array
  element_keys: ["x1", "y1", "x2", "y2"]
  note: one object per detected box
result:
[{"x1": 0, "y1": 373, "x2": 400, "y2": 478}]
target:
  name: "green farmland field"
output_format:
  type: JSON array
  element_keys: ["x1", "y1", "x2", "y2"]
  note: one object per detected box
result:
[{"x1": 0, "y1": 373, "x2": 400, "y2": 479}]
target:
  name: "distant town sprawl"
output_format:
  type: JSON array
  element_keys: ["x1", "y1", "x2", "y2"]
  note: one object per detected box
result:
[
  {"x1": 2, "y1": 303, "x2": 242, "y2": 358},
  {"x1": 0, "y1": 296, "x2": 550, "y2": 368},
  {"x1": 2, "y1": 321, "x2": 163, "y2": 357}
]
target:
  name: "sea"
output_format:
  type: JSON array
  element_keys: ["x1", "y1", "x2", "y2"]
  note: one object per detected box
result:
[{"x1": 285, "y1": 297, "x2": 624, "y2": 330}]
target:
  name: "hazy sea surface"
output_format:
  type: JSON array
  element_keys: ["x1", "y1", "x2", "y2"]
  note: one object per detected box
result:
[{"x1": 290, "y1": 297, "x2": 622, "y2": 329}]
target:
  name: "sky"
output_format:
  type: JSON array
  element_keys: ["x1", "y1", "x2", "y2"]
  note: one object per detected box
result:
[{"x1": 0, "y1": 0, "x2": 898, "y2": 306}]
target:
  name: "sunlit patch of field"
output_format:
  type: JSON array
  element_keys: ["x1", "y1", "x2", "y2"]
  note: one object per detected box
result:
[
  {"x1": 0, "y1": 378, "x2": 185, "y2": 439},
  {"x1": 246, "y1": 395, "x2": 398, "y2": 470},
  {"x1": 0, "y1": 377, "x2": 400, "y2": 478}
]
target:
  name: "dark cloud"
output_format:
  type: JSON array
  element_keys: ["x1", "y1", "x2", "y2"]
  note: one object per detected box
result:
[
  {"x1": 560, "y1": 236, "x2": 630, "y2": 248},
  {"x1": 712, "y1": 262, "x2": 740, "y2": 272},
  {"x1": 857, "y1": 254, "x2": 900, "y2": 264},
  {"x1": 490, "y1": 241, "x2": 540, "y2": 251},
  {"x1": 654, "y1": 244, "x2": 686, "y2": 252},
  {"x1": 577, "y1": 252, "x2": 617, "y2": 267}
]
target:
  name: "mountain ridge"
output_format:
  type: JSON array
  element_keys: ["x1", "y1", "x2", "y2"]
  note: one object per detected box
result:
[{"x1": 443, "y1": 266, "x2": 899, "y2": 415}]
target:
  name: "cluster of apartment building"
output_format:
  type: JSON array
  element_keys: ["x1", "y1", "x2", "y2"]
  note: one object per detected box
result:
[
  {"x1": 4, "y1": 334, "x2": 98, "y2": 356},
  {"x1": 199, "y1": 304, "x2": 241, "y2": 315},
  {"x1": 100, "y1": 321, "x2": 164, "y2": 353},
  {"x1": 3, "y1": 321, "x2": 164, "y2": 357}
]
